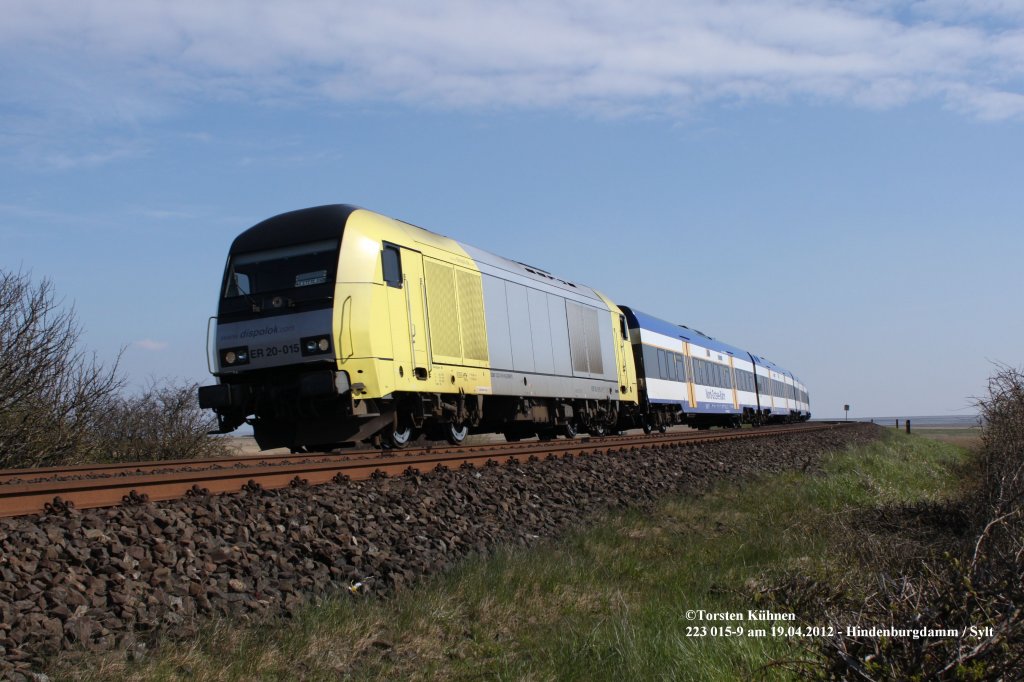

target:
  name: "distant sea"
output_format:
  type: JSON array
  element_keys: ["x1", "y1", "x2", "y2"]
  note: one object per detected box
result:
[{"x1": 817, "y1": 415, "x2": 982, "y2": 427}]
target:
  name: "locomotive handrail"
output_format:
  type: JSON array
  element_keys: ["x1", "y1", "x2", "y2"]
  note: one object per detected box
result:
[
  {"x1": 205, "y1": 316, "x2": 217, "y2": 375},
  {"x1": 420, "y1": 277, "x2": 433, "y2": 376},
  {"x1": 338, "y1": 296, "x2": 353, "y2": 361},
  {"x1": 404, "y1": 273, "x2": 416, "y2": 371}
]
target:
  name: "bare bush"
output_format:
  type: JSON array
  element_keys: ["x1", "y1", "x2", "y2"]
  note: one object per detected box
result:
[
  {"x1": 767, "y1": 366, "x2": 1024, "y2": 680},
  {"x1": 89, "y1": 380, "x2": 225, "y2": 461},
  {"x1": 0, "y1": 269, "x2": 228, "y2": 466},
  {"x1": 0, "y1": 269, "x2": 124, "y2": 467},
  {"x1": 973, "y1": 366, "x2": 1024, "y2": 567}
]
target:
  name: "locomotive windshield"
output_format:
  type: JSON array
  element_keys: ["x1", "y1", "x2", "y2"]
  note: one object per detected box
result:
[{"x1": 224, "y1": 239, "x2": 339, "y2": 298}]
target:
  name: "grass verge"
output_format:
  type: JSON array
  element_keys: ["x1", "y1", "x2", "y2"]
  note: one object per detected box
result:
[{"x1": 56, "y1": 430, "x2": 970, "y2": 681}]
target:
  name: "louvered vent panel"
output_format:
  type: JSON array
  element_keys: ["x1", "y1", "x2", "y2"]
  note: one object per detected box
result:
[
  {"x1": 424, "y1": 259, "x2": 462, "y2": 359},
  {"x1": 456, "y1": 269, "x2": 488, "y2": 362}
]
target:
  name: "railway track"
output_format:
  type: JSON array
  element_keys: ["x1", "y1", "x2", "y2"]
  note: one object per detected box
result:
[{"x1": 0, "y1": 422, "x2": 848, "y2": 518}]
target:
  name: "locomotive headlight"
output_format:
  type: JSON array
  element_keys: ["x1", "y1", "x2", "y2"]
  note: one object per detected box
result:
[
  {"x1": 301, "y1": 335, "x2": 332, "y2": 356},
  {"x1": 221, "y1": 346, "x2": 250, "y2": 367}
]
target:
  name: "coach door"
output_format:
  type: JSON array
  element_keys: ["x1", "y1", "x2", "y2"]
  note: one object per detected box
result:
[{"x1": 684, "y1": 343, "x2": 696, "y2": 408}]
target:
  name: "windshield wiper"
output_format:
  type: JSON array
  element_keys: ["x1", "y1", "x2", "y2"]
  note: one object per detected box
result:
[{"x1": 229, "y1": 274, "x2": 262, "y2": 312}]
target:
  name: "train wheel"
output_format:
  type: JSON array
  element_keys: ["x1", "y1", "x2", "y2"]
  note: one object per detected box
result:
[
  {"x1": 384, "y1": 425, "x2": 412, "y2": 449},
  {"x1": 658, "y1": 423, "x2": 668, "y2": 433},
  {"x1": 642, "y1": 420, "x2": 653, "y2": 435},
  {"x1": 562, "y1": 421, "x2": 578, "y2": 439},
  {"x1": 447, "y1": 422, "x2": 469, "y2": 445},
  {"x1": 588, "y1": 422, "x2": 606, "y2": 437}
]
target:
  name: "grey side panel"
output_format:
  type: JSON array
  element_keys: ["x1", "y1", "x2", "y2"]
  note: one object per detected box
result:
[
  {"x1": 505, "y1": 282, "x2": 535, "y2": 373},
  {"x1": 566, "y1": 300, "x2": 607, "y2": 379},
  {"x1": 528, "y1": 288, "x2": 554, "y2": 375},
  {"x1": 566, "y1": 301, "x2": 589, "y2": 375},
  {"x1": 598, "y1": 316, "x2": 616, "y2": 380},
  {"x1": 548, "y1": 296, "x2": 572, "y2": 375},
  {"x1": 583, "y1": 306, "x2": 604, "y2": 376},
  {"x1": 482, "y1": 274, "x2": 513, "y2": 370},
  {"x1": 489, "y1": 370, "x2": 619, "y2": 400}
]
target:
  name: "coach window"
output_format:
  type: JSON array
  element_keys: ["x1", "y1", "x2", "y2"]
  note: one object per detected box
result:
[
  {"x1": 643, "y1": 345, "x2": 658, "y2": 376},
  {"x1": 382, "y1": 244, "x2": 402, "y2": 288}
]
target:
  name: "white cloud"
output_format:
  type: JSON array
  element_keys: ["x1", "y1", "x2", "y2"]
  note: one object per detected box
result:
[
  {"x1": 1, "y1": 0, "x2": 1022, "y2": 136},
  {"x1": 133, "y1": 339, "x2": 169, "y2": 351}
]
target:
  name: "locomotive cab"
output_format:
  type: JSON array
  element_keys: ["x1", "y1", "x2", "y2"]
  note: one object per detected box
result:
[{"x1": 198, "y1": 205, "x2": 359, "y2": 449}]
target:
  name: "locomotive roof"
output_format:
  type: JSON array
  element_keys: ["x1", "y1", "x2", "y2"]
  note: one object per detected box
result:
[{"x1": 229, "y1": 204, "x2": 359, "y2": 254}]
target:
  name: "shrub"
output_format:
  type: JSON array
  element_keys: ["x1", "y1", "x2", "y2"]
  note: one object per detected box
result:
[
  {"x1": 772, "y1": 366, "x2": 1024, "y2": 680},
  {"x1": 89, "y1": 380, "x2": 226, "y2": 462},
  {"x1": 0, "y1": 269, "x2": 124, "y2": 467},
  {"x1": 0, "y1": 268, "x2": 227, "y2": 467}
]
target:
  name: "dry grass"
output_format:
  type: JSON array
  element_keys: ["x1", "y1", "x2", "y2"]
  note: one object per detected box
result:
[{"x1": 913, "y1": 427, "x2": 984, "y2": 450}]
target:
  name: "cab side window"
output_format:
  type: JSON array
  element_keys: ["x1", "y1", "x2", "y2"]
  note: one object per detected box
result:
[{"x1": 382, "y1": 244, "x2": 402, "y2": 288}]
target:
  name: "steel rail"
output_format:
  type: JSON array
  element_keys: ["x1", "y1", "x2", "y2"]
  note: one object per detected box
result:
[
  {"x1": 0, "y1": 423, "x2": 835, "y2": 485},
  {"x1": 0, "y1": 422, "x2": 852, "y2": 518}
]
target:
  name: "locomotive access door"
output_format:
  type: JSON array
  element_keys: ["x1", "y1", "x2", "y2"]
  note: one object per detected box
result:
[
  {"x1": 389, "y1": 247, "x2": 429, "y2": 381},
  {"x1": 403, "y1": 248, "x2": 429, "y2": 378}
]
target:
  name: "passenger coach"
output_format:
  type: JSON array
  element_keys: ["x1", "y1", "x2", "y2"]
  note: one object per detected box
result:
[{"x1": 620, "y1": 307, "x2": 809, "y2": 429}]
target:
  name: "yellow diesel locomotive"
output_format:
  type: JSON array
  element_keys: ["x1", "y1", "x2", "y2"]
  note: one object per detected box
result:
[{"x1": 199, "y1": 205, "x2": 638, "y2": 450}]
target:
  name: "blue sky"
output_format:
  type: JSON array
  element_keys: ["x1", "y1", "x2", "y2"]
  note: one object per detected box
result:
[{"x1": 2, "y1": 0, "x2": 1022, "y2": 418}]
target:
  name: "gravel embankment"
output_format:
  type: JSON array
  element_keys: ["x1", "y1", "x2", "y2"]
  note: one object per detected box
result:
[{"x1": 0, "y1": 424, "x2": 879, "y2": 677}]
